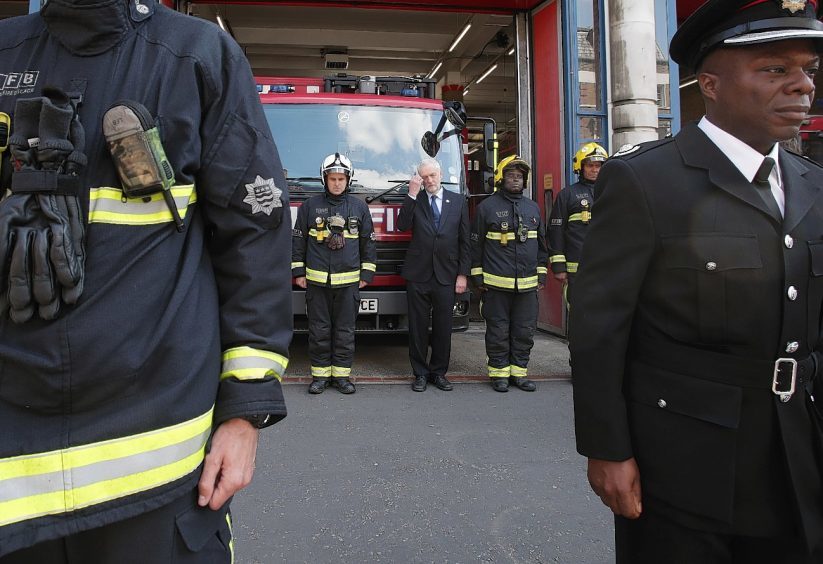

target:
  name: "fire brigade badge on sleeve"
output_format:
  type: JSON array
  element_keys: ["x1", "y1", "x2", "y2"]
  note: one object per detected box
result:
[{"x1": 243, "y1": 175, "x2": 283, "y2": 216}]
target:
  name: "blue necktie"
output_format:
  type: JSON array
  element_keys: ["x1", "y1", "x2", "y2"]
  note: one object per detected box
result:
[{"x1": 431, "y1": 194, "x2": 441, "y2": 229}]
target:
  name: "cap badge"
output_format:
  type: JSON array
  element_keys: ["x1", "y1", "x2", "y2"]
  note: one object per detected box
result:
[{"x1": 782, "y1": 0, "x2": 807, "y2": 14}]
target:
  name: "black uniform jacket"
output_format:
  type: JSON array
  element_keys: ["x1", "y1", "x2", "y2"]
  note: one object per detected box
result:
[
  {"x1": 291, "y1": 193, "x2": 376, "y2": 287},
  {"x1": 548, "y1": 179, "x2": 595, "y2": 274},
  {"x1": 397, "y1": 190, "x2": 470, "y2": 285},
  {"x1": 571, "y1": 123, "x2": 823, "y2": 551},
  {"x1": 471, "y1": 191, "x2": 549, "y2": 292}
]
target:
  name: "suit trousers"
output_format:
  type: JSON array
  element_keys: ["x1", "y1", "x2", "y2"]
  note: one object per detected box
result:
[
  {"x1": 306, "y1": 283, "x2": 358, "y2": 371},
  {"x1": 615, "y1": 511, "x2": 817, "y2": 564},
  {"x1": 406, "y1": 275, "x2": 455, "y2": 379},
  {"x1": 482, "y1": 289, "x2": 538, "y2": 370},
  {"x1": 0, "y1": 490, "x2": 232, "y2": 564}
]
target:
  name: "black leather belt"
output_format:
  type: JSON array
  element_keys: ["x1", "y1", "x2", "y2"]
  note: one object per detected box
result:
[{"x1": 632, "y1": 338, "x2": 817, "y2": 402}]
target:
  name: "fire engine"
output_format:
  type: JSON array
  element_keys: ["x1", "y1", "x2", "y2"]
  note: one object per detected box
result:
[{"x1": 257, "y1": 74, "x2": 495, "y2": 332}]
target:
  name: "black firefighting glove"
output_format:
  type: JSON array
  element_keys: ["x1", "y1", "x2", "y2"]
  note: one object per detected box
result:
[
  {"x1": 0, "y1": 88, "x2": 86, "y2": 323},
  {"x1": 326, "y1": 215, "x2": 346, "y2": 250}
]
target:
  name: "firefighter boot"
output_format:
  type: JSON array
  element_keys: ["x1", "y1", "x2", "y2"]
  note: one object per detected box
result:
[
  {"x1": 510, "y1": 376, "x2": 536, "y2": 392},
  {"x1": 333, "y1": 377, "x2": 356, "y2": 394},
  {"x1": 491, "y1": 378, "x2": 509, "y2": 392},
  {"x1": 308, "y1": 377, "x2": 330, "y2": 394}
]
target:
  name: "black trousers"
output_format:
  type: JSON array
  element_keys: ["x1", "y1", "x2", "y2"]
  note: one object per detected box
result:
[
  {"x1": 406, "y1": 276, "x2": 455, "y2": 379},
  {"x1": 616, "y1": 511, "x2": 818, "y2": 564},
  {"x1": 0, "y1": 490, "x2": 232, "y2": 564},
  {"x1": 482, "y1": 289, "x2": 538, "y2": 371},
  {"x1": 306, "y1": 283, "x2": 358, "y2": 376}
]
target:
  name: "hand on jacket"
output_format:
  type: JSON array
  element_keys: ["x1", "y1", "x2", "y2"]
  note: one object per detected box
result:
[
  {"x1": 587, "y1": 457, "x2": 642, "y2": 519},
  {"x1": 198, "y1": 418, "x2": 259, "y2": 510}
]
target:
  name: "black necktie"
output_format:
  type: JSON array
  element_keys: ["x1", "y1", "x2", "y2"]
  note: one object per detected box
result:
[{"x1": 753, "y1": 157, "x2": 782, "y2": 220}]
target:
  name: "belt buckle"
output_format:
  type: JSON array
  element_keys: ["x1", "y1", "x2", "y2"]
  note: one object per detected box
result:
[{"x1": 772, "y1": 358, "x2": 797, "y2": 403}]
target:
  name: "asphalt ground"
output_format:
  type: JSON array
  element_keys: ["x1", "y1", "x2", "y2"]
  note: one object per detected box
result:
[{"x1": 231, "y1": 329, "x2": 615, "y2": 563}]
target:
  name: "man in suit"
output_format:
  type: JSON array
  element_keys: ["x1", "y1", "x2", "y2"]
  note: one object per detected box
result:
[
  {"x1": 571, "y1": 1, "x2": 823, "y2": 561},
  {"x1": 398, "y1": 157, "x2": 470, "y2": 392}
]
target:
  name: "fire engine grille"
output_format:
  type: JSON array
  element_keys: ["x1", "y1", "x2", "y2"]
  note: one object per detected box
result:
[{"x1": 375, "y1": 241, "x2": 409, "y2": 276}]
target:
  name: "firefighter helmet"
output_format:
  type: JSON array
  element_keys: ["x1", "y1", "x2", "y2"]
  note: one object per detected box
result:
[
  {"x1": 495, "y1": 155, "x2": 531, "y2": 187},
  {"x1": 572, "y1": 142, "x2": 608, "y2": 174},
  {"x1": 320, "y1": 153, "x2": 354, "y2": 190}
]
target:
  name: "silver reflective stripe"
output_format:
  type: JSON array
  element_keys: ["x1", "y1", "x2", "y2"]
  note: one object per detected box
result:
[{"x1": 88, "y1": 185, "x2": 196, "y2": 225}]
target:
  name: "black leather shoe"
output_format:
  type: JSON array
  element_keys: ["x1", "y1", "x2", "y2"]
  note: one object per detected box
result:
[
  {"x1": 510, "y1": 376, "x2": 536, "y2": 392},
  {"x1": 491, "y1": 378, "x2": 509, "y2": 392},
  {"x1": 412, "y1": 374, "x2": 427, "y2": 392},
  {"x1": 430, "y1": 374, "x2": 453, "y2": 391},
  {"x1": 333, "y1": 377, "x2": 356, "y2": 394},
  {"x1": 308, "y1": 378, "x2": 329, "y2": 394}
]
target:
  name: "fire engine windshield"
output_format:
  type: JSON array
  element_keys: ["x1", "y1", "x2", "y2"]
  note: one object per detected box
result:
[{"x1": 262, "y1": 104, "x2": 465, "y2": 195}]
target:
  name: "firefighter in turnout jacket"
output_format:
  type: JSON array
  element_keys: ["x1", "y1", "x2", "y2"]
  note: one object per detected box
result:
[
  {"x1": 548, "y1": 142, "x2": 608, "y2": 289},
  {"x1": 292, "y1": 153, "x2": 376, "y2": 394},
  {"x1": 0, "y1": 1, "x2": 291, "y2": 560},
  {"x1": 471, "y1": 156, "x2": 549, "y2": 392}
]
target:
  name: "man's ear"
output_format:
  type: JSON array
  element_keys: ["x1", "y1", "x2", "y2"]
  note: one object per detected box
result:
[{"x1": 698, "y1": 71, "x2": 719, "y2": 102}]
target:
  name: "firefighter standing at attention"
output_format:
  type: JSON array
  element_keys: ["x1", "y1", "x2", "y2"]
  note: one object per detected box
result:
[
  {"x1": 471, "y1": 156, "x2": 549, "y2": 393},
  {"x1": 292, "y1": 153, "x2": 376, "y2": 395},
  {"x1": 548, "y1": 142, "x2": 608, "y2": 290},
  {"x1": 0, "y1": 0, "x2": 291, "y2": 561}
]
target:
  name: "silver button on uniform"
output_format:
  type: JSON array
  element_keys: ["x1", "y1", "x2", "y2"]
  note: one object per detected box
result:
[
  {"x1": 788, "y1": 286, "x2": 798, "y2": 301},
  {"x1": 705, "y1": 262, "x2": 717, "y2": 271},
  {"x1": 657, "y1": 399, "x2": 667, "y2": 408},
  {"x1": 786, "y1": 341, "x2": 799, "y2": 353},
  {"x1": 784, "y1": 235, "x2": 794, "y2": 249}
]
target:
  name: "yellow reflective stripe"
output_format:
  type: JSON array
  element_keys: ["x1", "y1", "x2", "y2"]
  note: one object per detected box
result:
[
  {"x1": 483, "y1": 272, "x2": 515, "y2": 289},
  {"x1": 471, "y1": 267, "x2": 483, "y2": 276},
  {"x1": 488, "y1": 365, "x2": 510, "y2": 378},
  {"x1": 308, "y1": 229, "x2": 328, "y2": 238},
  {"x1": 88, "y1": 185, "x2": 196, "y2": 225},
  {"x1": 221, "y1": 346, "x2": 288, "y2": 381},
  {"x1": 329, "y1": 270, "x2": 360, "y2": 286},
  {"x1": 361, "y1": 263, "x2": 376, "y2": 272},
  {"x1": 343, "y1": 232, "x2": 359, "y2": 239},
  {"x1": 537, "y1": 266, "x2": 548, "y2": 274},
  {"x1": 550, "y1": 255, "x2": 566, "y2": 264},
  {"x1": 568, "y1": 213, "x2": 587, "y2": 222},
  {"x1": 0, "y1": 409, "x2": 213, "y2": 528},
  {"x1": 331, "y1": 366, "x2": 351, "y2": 378},
  {"x1": 518, "y1": 275, "x2": 538, "y2": 289},
  {"x1": 291, "y1": 262, "x2": 305, "y2": 269},
  {"x1": 227, "y1": 513, "x2": 235, "y2": 564},
  {"x1": 306, "y1": 268, "x2": 328, "y2": 284},
  {"x1": 567, "y1": 262, "x2": 579, "y2": 273},
  {"x1": 527, "y1": 231, "x2": 537, "y2": 238},
  {"x1": 311, "y1": 366, "x2": 331, "y2": 378},
  {"x1": 486, "y1": 232, "x2": 516, "y2": 241},
  {"x1": 510, "y1": 365, "x2": 528, "y2": 378}
]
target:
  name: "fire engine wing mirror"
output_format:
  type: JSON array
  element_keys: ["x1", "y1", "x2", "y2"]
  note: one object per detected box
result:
[
  {"x1": 443, "y1": 102, "x2": 466, "y2": 129},
  {"x1": 421, "y1": 131, "x2": 440, "y2": 157}
]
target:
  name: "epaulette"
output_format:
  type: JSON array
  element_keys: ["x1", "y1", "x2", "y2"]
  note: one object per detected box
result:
[
  {"x1": 783, "y1": 147, "x2": 823, "y2": 170},
  {"x1": 609, "y1": 137, "x2": 673, "y2": 161}
]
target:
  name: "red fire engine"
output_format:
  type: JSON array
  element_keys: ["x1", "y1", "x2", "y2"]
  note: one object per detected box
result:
[{"x1": 257, "y1": 74, "x2": 495, "y2": 332}]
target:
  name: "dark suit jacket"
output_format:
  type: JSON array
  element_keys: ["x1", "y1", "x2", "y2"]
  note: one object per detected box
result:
[
  {"x1": 398, "y1": 190, "x2": 470, "y2": 285},
  {"x1": 571, "y1": 123, "x2": 823, "y2": 551}
]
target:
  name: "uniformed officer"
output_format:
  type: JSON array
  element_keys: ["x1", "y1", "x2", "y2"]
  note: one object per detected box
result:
[
  {"x1": 0, "y1": 1, "x2": 291, "y2": 560},
  {"x1": 471, "y1": 156, "x2": 549, "y2": 392},
  {"x1": 571, "y1": 1, "x2": 823, "y2": 561},
  {"x1": 548, "y1": 143, "x2": 608, "y2": 291},
  {"x1": 292, "y1": 153, "x2": 376, "y2": 395}
]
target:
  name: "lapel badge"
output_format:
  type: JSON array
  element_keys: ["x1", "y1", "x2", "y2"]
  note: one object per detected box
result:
[{"x1": 782, "y1": 0, "x2": 807, "y2": 13}]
